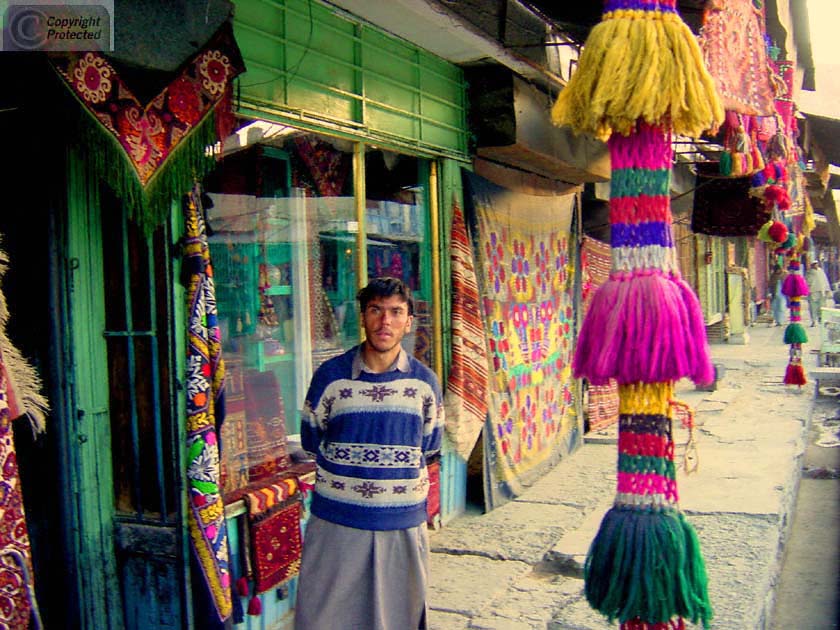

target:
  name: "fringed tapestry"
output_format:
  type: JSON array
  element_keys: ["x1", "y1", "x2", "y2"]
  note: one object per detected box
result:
[
  {"x1": 444, "y1": 201, "x2": 489, "y2": 461},
  {"x1": 0, "y1": 239, "x2": 48, "y2": 630},
  {"x1": 50, "y1": 21, "x2": 245, "y2": 233},
  {"x1": 467, "y1": 173, "x2": 577, "y2": 509},
  {"x1": 552, "y1": 1, "x2": 720, "y2": 628},
  {"x1": 184, "y1": 185, "x2": 232, "y2": 624},
  {"x1": 698, "y1": 0, "x2": 776, "y2": 116},
  {"x1": 581, "y1": 237, "x2": 619, "y2": 433},
  {"x1": 243, "y1": 479, "x2": 302, "y2": 594},
  {"x1": 691, "y1": 162, "x2": 770, "y2": 237}
]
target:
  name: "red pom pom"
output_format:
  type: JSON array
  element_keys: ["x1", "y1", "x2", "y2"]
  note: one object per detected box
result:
[
  {"x1": 784, "y1": 363, "x2": 807, "y2": 386},
  {"x1": 247, "y1": 595, "x2": 262, "y2": 616},
  {"x1": 236, "y1": 577, "x2": 250, "y2": 598},
  {"x1": 767, "y1": 220, "x2": 788, "y2": 244}
]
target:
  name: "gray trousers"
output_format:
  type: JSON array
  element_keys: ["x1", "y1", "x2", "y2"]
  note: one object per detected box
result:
[{"x1": 294, "y1": 515, "x2": 429, "y2": 630}]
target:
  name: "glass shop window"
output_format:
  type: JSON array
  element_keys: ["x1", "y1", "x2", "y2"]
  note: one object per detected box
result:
[
  {"x1": 204, "y1": 123, "x2": 358, "y2": 500},
  {"x1": 364, "y1": 147, "x2": 432, "y2": 369},
  {"x1": 203, "y1": 121, "x2": 434, "y2": 500}
]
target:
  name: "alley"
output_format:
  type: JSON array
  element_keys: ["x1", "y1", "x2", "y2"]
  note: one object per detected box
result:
[{"x1": 427, "y1": 322, "x2": 831, "y2": 629}]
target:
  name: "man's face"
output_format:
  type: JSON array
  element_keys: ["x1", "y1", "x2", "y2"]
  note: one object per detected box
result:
[{"x1": 362, "y1": 295, "x2": 413, "y2": 354}]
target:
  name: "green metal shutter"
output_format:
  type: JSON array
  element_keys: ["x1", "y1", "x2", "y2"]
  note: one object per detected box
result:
[{"x1": 233, "y1": 0, "x2": 469, "y2": 160}]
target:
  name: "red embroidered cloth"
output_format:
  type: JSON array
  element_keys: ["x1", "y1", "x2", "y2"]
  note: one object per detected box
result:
[
  {"x1": 50, "y1": 21, "x2": 244, "y2": 187},
  {"x1": 243, "y1": 481, "x2": 303, "y2": 594}
]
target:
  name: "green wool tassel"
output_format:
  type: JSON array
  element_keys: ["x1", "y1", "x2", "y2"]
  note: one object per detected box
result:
[
  {"x1": 783, "y1": 322, "x2": 808, "y2": 345},
  {"x1": 584, "y1": 506, "x2": 713, "y2": 628},
  {"x1": 719, "y1": 151, "x2": 732, "y2": 177}
]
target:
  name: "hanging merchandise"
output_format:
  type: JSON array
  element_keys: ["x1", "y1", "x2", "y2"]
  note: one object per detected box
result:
[
  {"x1": 184, "y1": 184, "x2": 233, "y2": 626},
  {"x1": 691, "y1": 162, "x2": 769, "y2": 237},
  {"x1": 552, "y1": 1, "x2": 722, "y2": 628},
  {"x1": 0, "y1": 241, "x2": 49, "y2": 630},
  {"x1": 443, "y1": 200, "x2": 489, "y2": 461},
  {"x1": 781, "y1": 256, "x2": 809, "y2": 385},
  {"x1": 698, "y1": 0, "x2": 776, "y2": 117},
  {"x1": 718, "y1": 112, "x2": 764, "y2": 177},
  {"x1": 50, "y1": 22, "x2": 245, "y2": 233}
]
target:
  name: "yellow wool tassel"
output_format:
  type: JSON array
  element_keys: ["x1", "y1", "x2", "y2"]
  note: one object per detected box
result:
[
  {"x1": 552, "y1": 9, "x2": 723, "y2": 140},
  {"x1": 618, "y1": 382, "x2": 673, "y2": 416}
]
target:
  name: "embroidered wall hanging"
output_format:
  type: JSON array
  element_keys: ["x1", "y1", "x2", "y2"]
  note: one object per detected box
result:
[
  {"x1": 699, "y1": 0, "x2": 776, "y2": 116},
  {"x1": 443, "y1": 200, "x2": 489, "y2": 461},
  {"x1": 552, "y1": 1, "x2": 721, "y2": 628},
  {"x1": 184, "y1": 185, "x2": 232, "y2": 623},
  {"x1": 243, "y1": 479, "x2": 302, "y2": 594},
  {"x1": 467, "y1": 173, "x2": 577, "y2": 509},
  {"x1": 0, "y1": 239, "x2": 48, "y2": 630},
  {"x1": 243, "y1": 370, "x2": 291, "y2": 483},
  {"x1": 50, "y1": 21, "x2": 245, "y2": 233}
]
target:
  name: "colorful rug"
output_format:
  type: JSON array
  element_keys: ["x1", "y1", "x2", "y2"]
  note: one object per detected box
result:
[
  {"x1": 699, "y1": 0, "x2": 776, "y2": 116},
  {"x1": 243, "y1": 370, "x2": 291, "y2": 483},
  {"x1": 466, "y1": 173, "x2": 577, "y2": 508},
  {"x1": 444, "y1": 201, "x2": 489, "y2": 461},
  {"x1": 243, "y1": 480, "x2": 302, "y2": 594},
  {"x1": 184, "y1": 185, "x2": 232, "y2": 623},
  {"x1": 50, "y1": 21, "x2": 245, "y2": 231}
]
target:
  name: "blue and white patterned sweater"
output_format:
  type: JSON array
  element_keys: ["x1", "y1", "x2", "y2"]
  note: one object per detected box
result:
[{"x1": 301, "y1": 345, "x2": 444, "y2": 531}]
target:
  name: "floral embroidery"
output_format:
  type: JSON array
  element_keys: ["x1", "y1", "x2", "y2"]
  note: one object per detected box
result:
[
  {"x1": 198, "y1": 49, "x2": 231, "y2": 96},
  {"x1": 167, "y1": 76, "x2": 201, "y2": 126},
  {"x1": 72, "y1": 53, "x2": 112, "y2": 104},
  {"x1": 339, "y1": 387, "x2": 353, "y2": 399},
  {"x1": 403, "y1": 386, "x2": 418, "y2": 398},
  {"x1": 360, "y1": 384, "x2": 397, "y2": 402},
  {"x1": 353, "y1": 481, "x2": 386, "y2": 499}
]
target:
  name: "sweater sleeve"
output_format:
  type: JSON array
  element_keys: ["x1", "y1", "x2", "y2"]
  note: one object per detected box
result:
[
  {"x1": 422, "y1": 382, "x2": 444, "y2": 458},
  {"x1": 301, "y1": 373, "x2": 329, "y2": 457}
]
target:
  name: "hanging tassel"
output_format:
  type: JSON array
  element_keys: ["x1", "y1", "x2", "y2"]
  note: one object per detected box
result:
[
  {"x1": 550, "y1": 0, "x2": 723, "y2": 139},
  {"x1": 783, "y1": 322, "x2": 808, "y2": 344},
  {"x1": 236, "y1": 576, "x2": 250, "y2": 598},
  {"x1": 247, "y1": 595, "x2": 262, "y2": 616},
  {"x1": 784, "y1": 362, "x2": 807, "y2": 386}
]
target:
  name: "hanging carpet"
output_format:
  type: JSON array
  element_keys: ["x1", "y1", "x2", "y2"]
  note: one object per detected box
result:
[
  {"x1": 0, "y1": 239, "x2": 48, "y2": 630},
  {"x1": 443, "y1": 200, "x2": 489, "y2": 461},
  {"x1": 698, "y1": 0, "x2": 776, "y2": 116},
  {"x1": 466, "y1": 172, "x2": 578, "y2": 510},
  {"x1": 50, "y1": 21, "x2": 245, "y2": 232},
  {"x1": 243, "y1": 479, "x2": 302, "y2": 594},
  {"x1": 580, "y1": 237, "x2": 619, "y2": 433},
  {"x1": 184, "y1": 185, "x2": 233, "y2": 624}
]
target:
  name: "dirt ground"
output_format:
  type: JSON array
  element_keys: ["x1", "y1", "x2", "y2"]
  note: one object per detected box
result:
[{"x1": 769, "y1": 393, "x2": 840, "y2": 629}]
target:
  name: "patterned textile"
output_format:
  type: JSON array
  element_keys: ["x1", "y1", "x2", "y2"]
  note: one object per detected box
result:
[
  {"x1": 411, "y1": 300, "x2": 433, "y2": 368},
  {"x1": 691, "y1": 163, "x2": 770, "y2": 236},
  {"x1": 699, "y1": 0, "x2": 776, "y2": 116},
  {"x1": 771, "y1": 59, "x2": 795, "y2": 135},
  {"x1": 467, "y1": 173, "x2": 577, "y2": 508},
  {"x1": 293, "y1": 136, "x2": 351, "y2": 198},
  {"x1": 443, "y1": 202, "x2": 489, "y2": 460},
  {"x1": 580, "y1": 237, "x2": 619, "y2": 433},
  {"x1": 51, "y1": 22, "x2": 243, "y2": 186},
  {"x1": 184, "y1": 185, "x2": 232, "y2": 622},
  {"x1": 50, "y1": 23, "x2": 245, "y2": 230},
  {"x1": 244, "y1": 480, "x2": 302, "y2": 594},
  {"x1": 426, "y1": 460, "x2": 441, "y2": 526},
  {"x1": 219, "y1": 359, "x2": 248, "y2": 498},
  {"x1": 0, "y1": 368, "x2": 34, "y2": 630},
  {"x1": 243, "y1": 370, "x2": 291, "y2": 483}
]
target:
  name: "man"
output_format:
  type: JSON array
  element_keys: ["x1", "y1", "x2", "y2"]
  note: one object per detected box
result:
[
  {"x1": 806, "y1": 260, "x2": 832, "y2": 327},
  {"x1": 294, "y1": 277, "x2": 444, "y2": 630}
]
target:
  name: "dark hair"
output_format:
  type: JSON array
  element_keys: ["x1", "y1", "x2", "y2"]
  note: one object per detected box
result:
[{"x1": 357, "y1": 277, "x2": 415, "y2": 316}]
